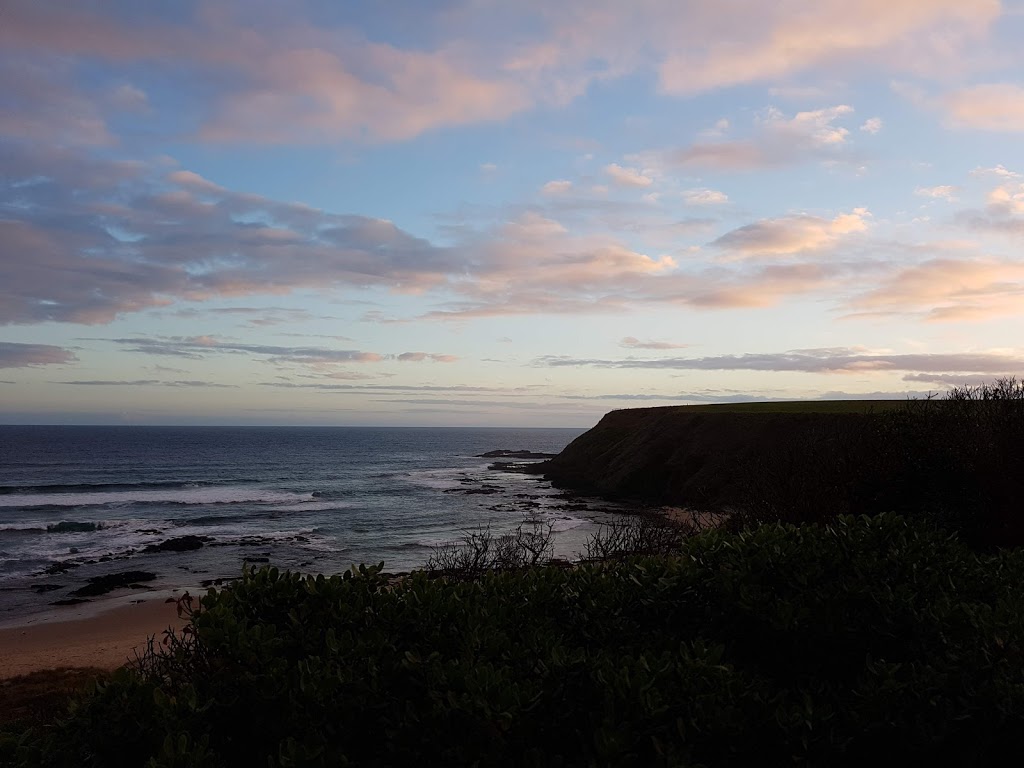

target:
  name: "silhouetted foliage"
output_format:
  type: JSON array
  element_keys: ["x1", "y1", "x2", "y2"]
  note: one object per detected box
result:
[
  {"x1": 425, "y1": 520, "x2": 555, "y2": 578},
  {"x1": 13, "y1": 514, "x2": 1024, "y2": 767}
]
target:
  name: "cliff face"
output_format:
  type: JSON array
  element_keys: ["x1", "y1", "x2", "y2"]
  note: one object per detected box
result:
[{"x1": 539, "y1": 405, "x2": 880, "y2": 510}]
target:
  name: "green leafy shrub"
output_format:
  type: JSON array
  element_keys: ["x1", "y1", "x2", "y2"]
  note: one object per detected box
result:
[{"x1": 22, "y1": 514, "x2": 1024, "y2": 767}]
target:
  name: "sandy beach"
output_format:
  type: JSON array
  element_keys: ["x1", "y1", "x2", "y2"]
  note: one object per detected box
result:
[{"x1": 0, "y1": 598, "x2": 188, "y2": 679}]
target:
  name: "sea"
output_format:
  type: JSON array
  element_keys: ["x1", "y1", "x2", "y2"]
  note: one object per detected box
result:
[{"x1": 0, "y1": 426, "x2": 630, "y2": 626}]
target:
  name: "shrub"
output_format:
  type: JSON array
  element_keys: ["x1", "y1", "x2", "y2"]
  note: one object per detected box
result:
[
  {"x1": 425, "y1": 519, "x2": 555, "y2": 578},
  {"x1": 18, "y1": 514, "x2": 1024, "y2": 767}
]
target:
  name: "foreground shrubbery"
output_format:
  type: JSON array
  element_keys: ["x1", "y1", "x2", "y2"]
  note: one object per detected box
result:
[{"x1": 12, "y1": 514, "x2": 1024, "y2": 767}]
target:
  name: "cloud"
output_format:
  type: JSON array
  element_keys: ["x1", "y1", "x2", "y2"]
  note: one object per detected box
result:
[
  {"x1": 915, "y1": 185, "x2": 958, "y2": 200},
  {"x1": 604, "y1": 163, "x2": 653, "y2": 188},
  {"x1": 537, "y1": 347, "x2": 1024, "y2": 374},
  {"x1": 620, "y1": 337, "x2": 690, "y2": 350},
  {"x1": 713, "y1": 209, "x2": 870, "y2": 257},
  {"x1": 986, "y1": 184, "x2": 1024, "y2": 215},
  {"x1": 902, "y1": 373, "x2": 1018, "y2": 387},
  {"x1": 109, "y1": 83, "x2": 149, "y2": 111},
  {"x1": 860, "y1": 117, "x2": 883, "y2": 134},
  {"x1": 105, "y1": 336, "x2": 385, "y2": 366},
  {"x1": 102, "y1": 336, "x2": 459, "y2": 369},
  {"x1": 396, "y1": 352, "x2": 459, "y2": 362},
  {"x1": 0, "y1": 146, "x2": 463, "y2": 324},
  {"x1": 1, "y1": 2, "x2": 534, "y2": 146},
  {"x1": 971, "y1": 164, "x2": 1021, "y2": 179},
  {"x1": 0, "y1": 0, "x2": 1009, "y2": 155},
  {"x1": 657, "y1": 1, "x2": 1000, "y2": 95},
  {"x1": 0, "y1": 342, "x2": 77, "y2": 368},
  {"x1": 541, "y1": 180, "x2": 573, "y2": 195},
  {"x1": 666, "y1": 105, "x2": 857, "y2": 171},
  {"x1": 0, "y1": 58, "x2": 112, "y2": 145},
  {"x1": 57, "y1": 379, "x2": 236, "y2": 388},
  {"x1": 849, "y1": 258, "x2": 1024, "y2": 321},
  {"x1": 944, "y1": 84, "x2": 1024, "y2": 131},
  {"x1": 683, "y1": 188, "x2": 729, "y2": 205}
]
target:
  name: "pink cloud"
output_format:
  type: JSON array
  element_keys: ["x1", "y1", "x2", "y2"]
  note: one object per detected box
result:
[
  {"x1": 944, "y1": 84, "x2": 1024, "y2": 132},
  {"x1": 849, "y1": 258, "x2": 1024, "y2": 322},
  {"x1": 713, "y1": 209, "x2": 870, "y2": 258}
]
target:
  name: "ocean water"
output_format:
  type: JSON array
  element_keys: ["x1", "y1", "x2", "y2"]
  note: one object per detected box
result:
[{"x1": 0, "y1": 426, "x2": 628, "y2": 624}]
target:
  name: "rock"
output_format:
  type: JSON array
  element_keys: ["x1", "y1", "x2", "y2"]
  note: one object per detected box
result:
[
  {"x1": 52, "y1": 598, "x2": 90, "y2": 606},
  {"x1": 71, "y1": 570, "x2": 157, "y2": 597},
  {"x1": 143, "y1": 535, "x2": 209, "y2": 553},
  {"x1": 478, "y1": 449, "x2": 557, "y2": 459},
  {"x1": 43, "y1": 561, "x2": 80, "y2": 575},
  {"x1": 30, "y1": 584, "x2": 64, "y2": 593}
]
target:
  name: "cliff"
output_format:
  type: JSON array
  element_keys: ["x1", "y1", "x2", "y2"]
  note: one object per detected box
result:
[{"x1": 538, "y1": 402, "x2": 900, "y2": 511}]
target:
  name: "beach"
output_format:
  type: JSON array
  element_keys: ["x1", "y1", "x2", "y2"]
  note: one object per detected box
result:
[{"x1": 0, "y1": 597, "x2": 187, "y2": 679}]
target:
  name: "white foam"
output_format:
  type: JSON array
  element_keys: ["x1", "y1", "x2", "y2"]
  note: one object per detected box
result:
[
  {"x1": 403, "y1": 470, "x2": 466, "y2": 490},
  {"x1": 548, "y1": 517, "x2": 585, "y2": 532},
  {"x1": 273, "y1": 500, "x2": 353, "y2": 513},
  {"x1": 0, "y1": 487, "x2": 313, "y2": 508}
]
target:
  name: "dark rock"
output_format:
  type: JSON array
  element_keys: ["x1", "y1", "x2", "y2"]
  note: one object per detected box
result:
[
  {"x1": 143, "y1": 535, "x2": 209, "y2": 553},
  {"x1": 52, "y1": 598, "x2": 90, "y2": 606},
  {"x1": 244, "y1": 556, "x2": 270, "y2": 563},
  {"x1": 444, "y1": 485, "x2": 503, "y2": 495},
  {"x1": 31, "y1": 584, "x2": 64, "y2": 593},
  {"x1": 478, "y1": 449, "x2": 557, "y2": 459},
  {"x1": 71, "y1": 570, "x2": 157, "y2": 597},
  {"x1": 43, "y1": 561, "x2": 80, "y2": 575}
]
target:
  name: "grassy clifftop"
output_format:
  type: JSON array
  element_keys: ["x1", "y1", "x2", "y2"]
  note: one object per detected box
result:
[
  {"x1": 539, "y1": 402, "x2": 894, "y2": 509},
  {"x1": 540, "y1": 389, "x2": 1024, "y2": 547}
]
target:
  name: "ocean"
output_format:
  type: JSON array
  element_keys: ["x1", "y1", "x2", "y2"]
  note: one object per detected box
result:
[{"x1": 0, "y1": 426, "x2": 629, "y2": 625}]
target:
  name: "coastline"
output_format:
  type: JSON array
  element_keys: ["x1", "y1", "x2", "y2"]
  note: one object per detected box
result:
[{"x1": 0, "y1": 594, "x2": 188, "y2": 679}]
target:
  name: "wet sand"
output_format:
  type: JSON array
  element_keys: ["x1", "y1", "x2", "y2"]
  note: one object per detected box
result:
[{"x1": 0, "y1": 598, "x2": 188, "y2": 679}]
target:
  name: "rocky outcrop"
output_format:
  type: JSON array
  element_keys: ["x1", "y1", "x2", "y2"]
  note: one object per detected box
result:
[
  {"x1": 71, "y1": 570, "x2": 157, "y2": 597},
  {"x1": 478, "y1": 449, "x2": 558, "y2": 459},
  {"x1": 144, "y1": 535, "x2": 210, "y2": 553}
]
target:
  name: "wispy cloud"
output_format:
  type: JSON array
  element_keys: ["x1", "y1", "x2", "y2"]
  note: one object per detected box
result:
[
  {"x1": 0, "y1": 342, "x2": 76, "y2": 368},
  {"x1": 537, "y1": 348, "x2": 1024, "y2": 374},
  {"x1": 915, "y1": 185, "x2": 958, "y2": 201},
  {"x1": 664, "y1": 105, "x2": 859, "y2": 171},
  {"x1": 100, "y1": 336, "x2": 457, "y2": 370},
  {"x1": 713, "y1": 209, "x2": 870, "y2": 258},
  {"x1": 56, "y1": 379, "x2": 236, "y2": 388},
  {"x1": 604, "y1": 163, "x2": 654, "y2": 188},
  {"x1": 943, "y1": 83, "x2": 1024, "y2": 132},
  {"x1": 620, "y1": 337, "x2": 690, "y2": 350}
]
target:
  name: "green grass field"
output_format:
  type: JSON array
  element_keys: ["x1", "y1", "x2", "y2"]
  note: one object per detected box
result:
[{"x1": 673, "y1": 399, "x2": 910, "y2": 414}]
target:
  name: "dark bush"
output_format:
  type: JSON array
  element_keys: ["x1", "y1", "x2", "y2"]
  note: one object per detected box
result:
[{"x1": 16, "y1": 514, "x2": 1024, "y2": 767}]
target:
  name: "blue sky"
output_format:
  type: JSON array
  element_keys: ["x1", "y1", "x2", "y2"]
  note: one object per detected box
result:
[{"x1": 2, "y1": 0, "x2": 1024, "y2": 426}]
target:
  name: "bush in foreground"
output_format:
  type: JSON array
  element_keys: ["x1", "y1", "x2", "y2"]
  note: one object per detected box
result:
[{"x1": 18, "y1": 514, "x2": 1024, "y2": 767}]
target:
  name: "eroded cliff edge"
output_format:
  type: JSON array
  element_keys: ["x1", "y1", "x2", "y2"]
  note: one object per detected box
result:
[{"x1": 536, "y1": 404, "x2": 892, "y2": 512}]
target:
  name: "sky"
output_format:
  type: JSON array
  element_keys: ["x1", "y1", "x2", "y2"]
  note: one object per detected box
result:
[{"x1": 2, "y1": 0, "x2": 1024, "y2": 427}]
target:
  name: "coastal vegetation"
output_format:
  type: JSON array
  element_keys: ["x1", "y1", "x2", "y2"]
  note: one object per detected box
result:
[
  {"x1": 4, "y1": 381, "x2": 1024, "y2": 766},
  {"x1": 3, "y1": 514, "x2": 1024, "y2": 766}
]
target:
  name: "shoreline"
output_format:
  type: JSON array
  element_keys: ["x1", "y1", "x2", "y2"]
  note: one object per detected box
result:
[{"x1": 0, "y1": 594, "x2": 188, "y2": 679}]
